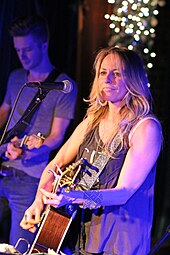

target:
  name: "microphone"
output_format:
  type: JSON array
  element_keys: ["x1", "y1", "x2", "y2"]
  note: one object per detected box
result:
[{"x1": 25, "y1": 80, "x2": 73, "y2": 93}]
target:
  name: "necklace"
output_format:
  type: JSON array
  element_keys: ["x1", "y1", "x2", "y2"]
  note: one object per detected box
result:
[
  {"x1": 98, "y1": 120, "x2": 122, "y2": 156},
  {"x1": 98, "y1": 119, "x2": 115, "y2": 144}
]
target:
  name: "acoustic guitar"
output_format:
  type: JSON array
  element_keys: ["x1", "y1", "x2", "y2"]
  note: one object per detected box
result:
[{"x1": 29, "y1": 158, "x2": 96, "y2": 254}]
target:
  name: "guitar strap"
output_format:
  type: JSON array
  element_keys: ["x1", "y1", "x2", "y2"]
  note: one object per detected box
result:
[
  {"x1": 78, "y1": 153, "x2": 110, "y2": 190},
  {"x1": 78, "y1": 134, "x2": 121, "y2": 190},
  {"x1": 2, "y1": 68, "x2": 60, "y2": 144}
]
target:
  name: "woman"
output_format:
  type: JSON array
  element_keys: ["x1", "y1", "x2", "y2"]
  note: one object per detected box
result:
[{"x1": 20, "y1": 46, "x2": 162, "y2": 255}]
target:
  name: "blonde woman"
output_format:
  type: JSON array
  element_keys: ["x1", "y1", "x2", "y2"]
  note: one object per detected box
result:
[{"x1": 20, "y1": 47, "x2": 162, "y2": 255}]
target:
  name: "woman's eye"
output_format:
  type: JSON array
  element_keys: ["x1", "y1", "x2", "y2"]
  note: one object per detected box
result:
[
  {"x1": 113, "y1": 72, "x2": 121, "y2": 77},
  {"x1": 100, "y1": 71, "x2": 106, "y2": 76}
]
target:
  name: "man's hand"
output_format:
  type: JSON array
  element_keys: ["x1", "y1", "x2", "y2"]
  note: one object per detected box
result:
[{"x1": 5, "y1": 136, "x2": 23, "y2": 160}]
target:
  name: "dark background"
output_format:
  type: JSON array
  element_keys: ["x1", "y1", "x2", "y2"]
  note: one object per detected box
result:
[{"x1": 0, "y1": 0, "x2": 170, "y2": 253}]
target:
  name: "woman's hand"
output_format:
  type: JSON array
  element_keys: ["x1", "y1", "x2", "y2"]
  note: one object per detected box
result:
[
  {"x1": 40, "y1": 188, "x2": 75, "y2": 208},
  {"x1": 20, "y1": 199, "x2": 44, "y2": 233}
]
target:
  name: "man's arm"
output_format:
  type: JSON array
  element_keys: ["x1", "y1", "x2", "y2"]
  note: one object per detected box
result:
[
  {"x1": 6, "y1": 116, "x2": 71, "y2": 160},
  {"x1": 43, "y1": 116, "x2": 71, "y2": 150},
  {"x1": 0, "y1": 102, "x2": 11, "y2": 129}
]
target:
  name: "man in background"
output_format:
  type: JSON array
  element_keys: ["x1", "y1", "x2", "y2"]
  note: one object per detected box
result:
[{"x1": 0, "y1": 15, "x2": 77, "y2": 253}]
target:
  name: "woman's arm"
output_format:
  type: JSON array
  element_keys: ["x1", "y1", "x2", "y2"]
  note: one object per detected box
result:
[
  {"x1": 20, "y1": 118, "x2": 89, "y2": 231},
  {"x1": 40, "y1": 119, "x2": 162, "y2": 209}
]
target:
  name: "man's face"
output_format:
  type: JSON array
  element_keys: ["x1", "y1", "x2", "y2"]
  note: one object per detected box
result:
[{"x1": 13, "y1": 34, "x2": 45, "y2": 71}]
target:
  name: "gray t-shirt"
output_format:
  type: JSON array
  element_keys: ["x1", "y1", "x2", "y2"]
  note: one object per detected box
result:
[{"x1": 2, "y1": 68, "x2": 77, "y2": 178}]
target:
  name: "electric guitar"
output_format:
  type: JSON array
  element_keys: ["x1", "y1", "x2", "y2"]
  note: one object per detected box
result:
[
  {"x1": 0, "y1": 133, "x2": 45, "y2": 165},
  {"x1": 29, "y1": 158, "x2": 97, "y2": 254}
]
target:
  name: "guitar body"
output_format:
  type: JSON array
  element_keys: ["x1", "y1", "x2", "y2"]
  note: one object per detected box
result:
[{"x1": 30, "y1": 205, "x2": 77, "y2": 254}]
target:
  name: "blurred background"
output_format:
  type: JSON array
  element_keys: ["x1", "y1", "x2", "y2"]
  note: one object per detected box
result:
[{"x1": 0, "y1": 0, "x2": 170, "y2": 253}]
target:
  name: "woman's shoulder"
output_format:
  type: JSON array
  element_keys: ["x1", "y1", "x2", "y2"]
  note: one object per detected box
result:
[
  {"x1": 73, "y1": 118, "x2": 89, "y2": 134},
  {"x1": 129, "y1": 115, "x2": 162, "y2": 142}
]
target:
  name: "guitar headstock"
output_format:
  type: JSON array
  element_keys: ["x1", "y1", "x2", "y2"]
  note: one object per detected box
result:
[
  {"x1": 49, "y1": 158, "x2": 99, "y2": 194},
  {"x1": 21, "y1": 132, "x2": 45, "y2": 150}
]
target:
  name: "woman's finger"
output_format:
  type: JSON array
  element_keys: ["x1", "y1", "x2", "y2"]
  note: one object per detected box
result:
[{"x1": 40, "y1": 188, "x2": 57, "y2": 199}]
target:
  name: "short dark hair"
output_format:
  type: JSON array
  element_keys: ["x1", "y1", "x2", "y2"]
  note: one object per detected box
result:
[{"x1": 9, "y1": 15, "x2": 49, "y2": 43}]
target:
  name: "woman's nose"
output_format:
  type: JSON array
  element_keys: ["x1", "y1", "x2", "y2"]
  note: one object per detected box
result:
[{"x1": 106, "y1": 72, "x2": 115, "y2": 84}]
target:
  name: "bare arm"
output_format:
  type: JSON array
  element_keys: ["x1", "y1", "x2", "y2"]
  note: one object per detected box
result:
[
  {"x1": 34, "y1": 118, "x2": 89, "y2": 199},
  {"x1": 0, "y1": 102, "x2": 11, "y2": 129},
  {"x1": 24, "y1": 116, "x2": 72, "y2": 159}
]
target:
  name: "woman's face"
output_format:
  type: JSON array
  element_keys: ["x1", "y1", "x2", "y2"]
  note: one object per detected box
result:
[{"x1": 98, "y1": 53, "x2": 128, "y2": 106}]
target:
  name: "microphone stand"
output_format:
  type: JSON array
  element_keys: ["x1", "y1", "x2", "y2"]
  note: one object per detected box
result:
[
  {"x1": 148, "y1": 225, "x2": 170, "y2": 254},
  {"x1": 0, "y1": 83, "x2": 48, "y2": 146}
]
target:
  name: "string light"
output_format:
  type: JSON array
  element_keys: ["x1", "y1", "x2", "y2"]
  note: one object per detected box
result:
[{"x1": 104, "y1": 0, "x2": 166, "y2": 74}]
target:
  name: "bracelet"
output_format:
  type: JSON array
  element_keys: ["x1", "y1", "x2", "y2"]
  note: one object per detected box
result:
[
  {"x1": 82, "y1": 190, "x2": 102, "y2": 209},
  {"x1": 82, "y1": 199, "x2": 101, "y2": 209}
]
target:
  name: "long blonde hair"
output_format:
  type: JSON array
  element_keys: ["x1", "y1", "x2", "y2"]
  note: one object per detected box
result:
[{"x1": 84, "y1": 46, "x2": 154, "y2": 155}]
